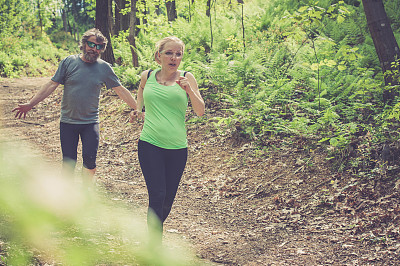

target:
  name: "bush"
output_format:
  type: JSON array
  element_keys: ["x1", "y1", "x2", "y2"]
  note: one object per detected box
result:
[{"x1": 0, "y1": 33, "x2": 69, "y2": 78}]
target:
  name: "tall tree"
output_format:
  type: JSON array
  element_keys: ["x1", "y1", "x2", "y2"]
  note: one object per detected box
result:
[
  {"x1": 108, "y1": 0, "x2": 114, "y2": 36},
  {"x1": 362, "y1": 0, "x2": 400, "y2": 103},
  {"x1": 61, "y1": 0, "x2": 94, "y2": 38},
  {"x1": 95, "y1": 0, "x2": 115, "y2": 64},
  {"x1": 37, "y1": 0, "x2": 43, "y2": 34},
  {"x1": 155, "y1": 1, "x2": 162, "y2": 16},
  {"x1": 238, "y1": 0, "x2": 245, "y2": 54},
  {"x1": 166, "y1": 0, "x2": 177, "y2": 21},
  {"x1": 142, "y1": 0, "x2": 148, "y2": 31},
  {"x1": 61, "y1": 8, "x2": 68, "y2": 32},
  {"x1": 207, "y1": 0, "x2": 213, "y2": 49},
  {"x1": 206, "y1": 0, "x2": 211, "y2": 17},
  {"x1": 114, "y1": 0, "x2": 122, "y2": 34},
  {"x1": 128, "y1": 0, "x2": 139, "y2": 67},
  {"x1": 187, "y1": 0, "x2": 192, "y2": 21},
  {"x1": 121, "y1": 0, "x2": 130, "y2": 31}
]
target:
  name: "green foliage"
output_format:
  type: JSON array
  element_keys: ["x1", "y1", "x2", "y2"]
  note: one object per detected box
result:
[
  {"x1": 0, "y1": 143, "x2": 195, "y2": 265},
  {"x1": 385, "y1": 0, "x2": 400, "y2": 31},
  {"x1": 114, "y1": 66, "x2": 141, "y2": 90},
  {"x1": 49, "y1": 30, "x2": 80, "y2": 52},
  {"x1": 2, "y1": 0, "x2": 400, "y2": 175},
  {"x1": 0, "y1": 32, "x2": 70, "y2": 77}
]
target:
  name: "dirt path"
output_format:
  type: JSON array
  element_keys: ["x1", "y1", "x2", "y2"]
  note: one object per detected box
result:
[{"x1": 1, "y1": 77, "x2": 399, "y2": 265}]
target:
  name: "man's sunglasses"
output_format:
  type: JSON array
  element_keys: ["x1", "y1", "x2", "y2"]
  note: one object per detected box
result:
[{"x1": 87, "y1": 41, "x2": 105, "y2": 50}]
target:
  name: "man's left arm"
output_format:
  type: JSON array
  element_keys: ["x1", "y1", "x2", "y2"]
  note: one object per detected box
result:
[{"x1": 112, "y1": 85, "x2": 137, "y2": 110}]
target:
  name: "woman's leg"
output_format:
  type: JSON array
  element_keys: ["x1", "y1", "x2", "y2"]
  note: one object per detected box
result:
[
  {"x1": 138, "y1": 140, "x2": 188, "y2": 241},
  {"x1": 162, "y1": 148, "x2": 187, "y2": 221},
  {"x1": 138, "y1": 140, "x2": 166, "y2": 224}
]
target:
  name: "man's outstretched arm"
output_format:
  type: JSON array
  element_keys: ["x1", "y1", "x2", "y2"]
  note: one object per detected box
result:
[{"x1": 12, "y1": 80, "x2": 60, "y2": 119}]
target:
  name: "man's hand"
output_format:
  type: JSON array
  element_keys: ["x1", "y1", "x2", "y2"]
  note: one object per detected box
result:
[
  {"x1": 129, "y1": 110, "x2": 145, "y2": 123},
  {"x1": 12, "y1": 103, "x2": 33, "y2": 119},
  {"x1": 11, "y1": 80, "x2": 60, "y2": 119}
]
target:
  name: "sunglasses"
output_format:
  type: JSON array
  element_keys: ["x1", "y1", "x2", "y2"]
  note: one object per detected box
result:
[{"x1": 87, "y1": 40, "x2": 105, "y2": 50}]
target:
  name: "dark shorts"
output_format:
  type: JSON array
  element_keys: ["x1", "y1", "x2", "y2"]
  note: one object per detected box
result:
[{"x1": 60, "y1": 122, "x2": 99, "y2": 169}]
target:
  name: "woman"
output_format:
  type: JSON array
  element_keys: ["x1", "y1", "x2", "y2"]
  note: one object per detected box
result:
[{"x1": 134, "y1": 36, "x2": 205, "y2": 239}]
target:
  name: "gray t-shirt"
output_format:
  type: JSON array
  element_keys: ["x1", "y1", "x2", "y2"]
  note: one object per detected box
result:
[{"x1": 51, "y1": 54, "x2": 121, "y2": 124}]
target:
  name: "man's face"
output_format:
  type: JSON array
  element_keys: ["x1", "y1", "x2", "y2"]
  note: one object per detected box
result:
[{"x1": 82, "y1": 36, "x2": 105, "y2": 63}]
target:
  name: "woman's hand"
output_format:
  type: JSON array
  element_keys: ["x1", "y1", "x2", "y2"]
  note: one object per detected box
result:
[
  {"x1": 176, "y1": 72, "x2": 205, "y2": 116},
  {"x1": 176, "y1": 76, "x2": 192, "y2": 93}
]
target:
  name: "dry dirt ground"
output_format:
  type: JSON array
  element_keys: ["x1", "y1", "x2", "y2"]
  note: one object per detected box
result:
[{"x1": 1, "y1": 77, "x2": 400, "y2": 265}]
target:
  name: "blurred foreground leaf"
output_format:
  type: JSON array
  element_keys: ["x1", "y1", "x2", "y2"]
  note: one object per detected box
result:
[{"x1": 0, "y1": 141, "x2": 196, "y2": 265}]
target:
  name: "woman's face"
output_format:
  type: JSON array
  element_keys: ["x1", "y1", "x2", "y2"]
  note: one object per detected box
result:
[{"x1": 158, "y1": 41, "x2": 183, "y2": 71}]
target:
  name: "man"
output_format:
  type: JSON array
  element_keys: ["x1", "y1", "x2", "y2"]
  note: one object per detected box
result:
[{"x1": 13, "y1": 28, "x2": 137, "y2": 183}]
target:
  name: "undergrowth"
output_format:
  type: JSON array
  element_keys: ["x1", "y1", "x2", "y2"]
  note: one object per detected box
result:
[{"x1": 0, "y1": 30, "x2": 75, "y2": 78}]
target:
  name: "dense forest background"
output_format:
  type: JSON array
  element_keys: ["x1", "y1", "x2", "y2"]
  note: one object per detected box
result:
[
  {"x1": 0, "y1": 0, "x2": 400, "y2": 179},
  {"x1": 1, "y1": 0, "x2": 400, "y2": 264},
  {"x1": 1, "y1": 0, "x2": 400, "y2": 187}
]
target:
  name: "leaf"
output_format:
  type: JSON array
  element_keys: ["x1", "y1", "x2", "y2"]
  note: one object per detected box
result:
[
  {"x1": 298, "y1": 6, "x2": 308, "y2": 13},
  {"x1": 337, "y1": 14, "x2": 345, "y2": 23},
  {"x1": 311, "y1": 63, "x2": 320, "y2": 71},
  {"x1": 326, "y1": 60, "x2": 337, "y2": 67},
  {"x1": 327, "y1": 6, "x2": 335, "y2": 14}
]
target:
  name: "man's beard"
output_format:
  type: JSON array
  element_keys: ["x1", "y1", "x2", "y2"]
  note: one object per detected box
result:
[{"x1": 83, "y1": 47, "x2": 100, "y2": 63}]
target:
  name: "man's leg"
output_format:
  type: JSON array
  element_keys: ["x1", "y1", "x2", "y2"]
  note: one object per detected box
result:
[
  {"x1": 80, "y1": 123, "x2": 99, "y2": 184},
  {"x1": 60, "y1": 122, "x2": 79, "y2": 177}
]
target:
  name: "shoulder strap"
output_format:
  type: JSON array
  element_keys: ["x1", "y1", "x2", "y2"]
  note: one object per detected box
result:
[
  {"x1": 142, "y1": 69, "x2": 153, "y2": 90},
  {"x1": 147, "y1": 69, "x2": 153, "y2": 79}
]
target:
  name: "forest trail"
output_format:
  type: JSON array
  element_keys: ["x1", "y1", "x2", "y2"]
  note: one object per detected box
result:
[{"x1": 1, "y1": 77, "x2": 399, "y2": 265}]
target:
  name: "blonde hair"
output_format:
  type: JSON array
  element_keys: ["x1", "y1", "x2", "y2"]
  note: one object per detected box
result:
[{"x1": 154, "y1": 36, "x2": 185, "y2": 64}]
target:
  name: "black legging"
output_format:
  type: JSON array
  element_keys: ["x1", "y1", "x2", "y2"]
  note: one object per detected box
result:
[{"x1": 138, "y1": 140, "x2": 188, "y2": 229}]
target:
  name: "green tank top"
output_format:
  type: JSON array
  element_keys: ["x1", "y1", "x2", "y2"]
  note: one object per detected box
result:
[{"x1": 139, "y1": 69, "x2": 188, "y2": 149}]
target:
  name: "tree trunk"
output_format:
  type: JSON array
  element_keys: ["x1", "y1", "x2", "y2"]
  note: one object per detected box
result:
[
  {"x1": 142, "y1": 0, "x2": 148, "y2": 31},
  {"x1": 37, "y1": 0, "x2": 43, "y2": 34},
  {"x1": 155, "y1": 4, "x2": 162, "y2": 16},
  {"x1": 187, "y1": 0, "x2": 192, "y2": 21},
  {"x1": 121, "y1": 0, "x2": 130, "y2": 31},
  {"x1": 96, "y1": 0, "x2": 115, "y2": 64},
  {"x1": 362, "y1": 0, "x2": 400, "y2": 102},
  {"x1": 128, "y1": 0, "x2": 139, "y2": 67},
  {"x1": 239, "y1": 1, "x2": 245, "y2": 54},
  {"x1": 208, "y1": 1, "x2": 213, "y2": 50},
  {"x1": 61, "y1": 9, "x2": 68, "y2": 32},
  {"x1": 206, "y1": 0, "x2": 211, "y2": 17},
  {"x1": 166, "y1": 0, "x2": 177, "y2": 21},
  {"x1": 108, "y1": 0, "x2": 114, "y2": 36},
  {"x1": 114, "y1": 0, "x2": 122, "y2": 34}
]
